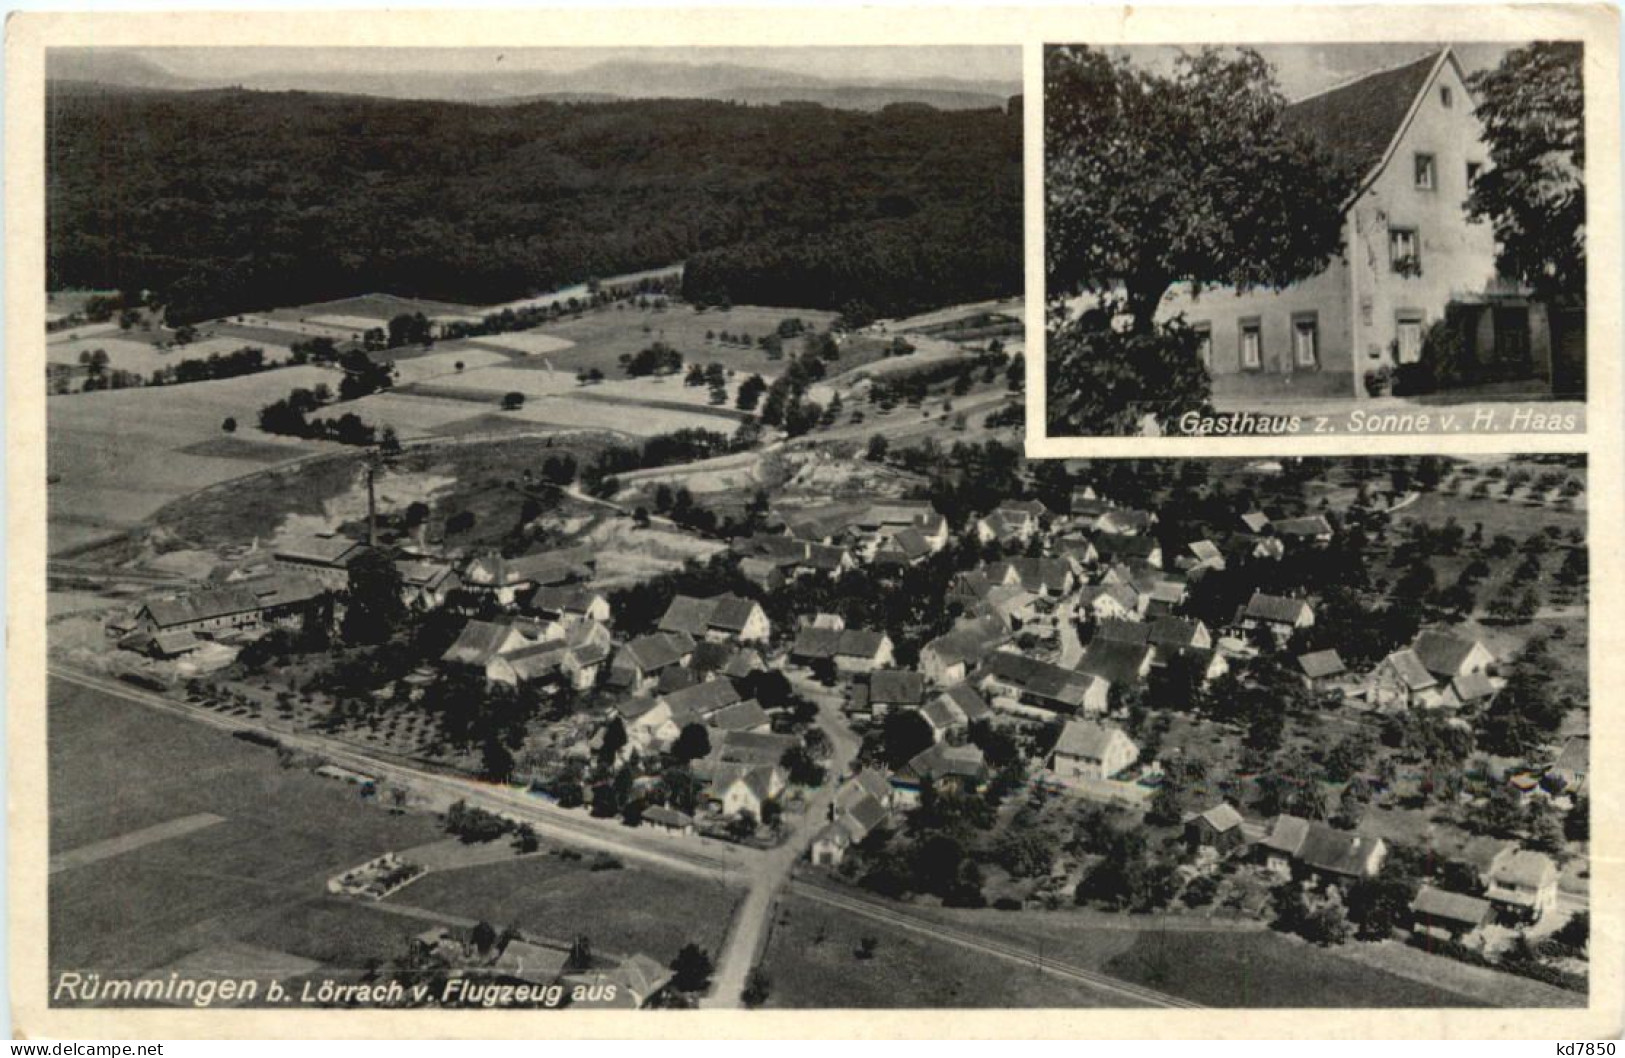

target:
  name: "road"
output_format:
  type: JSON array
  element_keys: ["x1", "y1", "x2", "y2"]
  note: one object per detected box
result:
[
  {"x1": 790, "y1": 883, "x2": 1203, "y2": 1009},
  {"x1": 49, "y1": 665, "x2": 751, "y2": 885},
  {"x1": 703, "y1": 672, "x2": 862, "y2": 1007}
]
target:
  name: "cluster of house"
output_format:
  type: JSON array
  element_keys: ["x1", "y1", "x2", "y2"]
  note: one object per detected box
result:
[
  {"x1": 411, "y1": 927, "x2": 673, "y2": 1010},
  {"x1": 735, "y1": 498, "x2": 953, "y2": 587},
  {"x1": 1182, "y1": 802, "x2": 1565, "y2": 940}
]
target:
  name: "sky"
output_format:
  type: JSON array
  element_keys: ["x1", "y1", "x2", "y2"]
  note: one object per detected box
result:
[
  {"x1": 1102, "y1": 43, "x2": 1517, "y2": 101},
  {"x1": 112, "y1": 45, "x2": 1022, "y2": 87}
]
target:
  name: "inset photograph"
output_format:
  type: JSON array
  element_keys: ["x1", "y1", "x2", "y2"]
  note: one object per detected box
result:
[{"x1": 1041, "y1": 43, "x2": 1586, "y2": 439}]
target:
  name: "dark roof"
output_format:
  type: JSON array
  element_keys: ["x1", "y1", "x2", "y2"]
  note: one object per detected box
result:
[
  {"x1": 868, "y1": 670, "x2": 925, "y2": 706},
  {"x1": 1297, "y1": 649, "x2": 1347, "y2": 680},
  {"x1": 1077, "y1": 639, "x2": 1152, "y2": 686},
  {"x1": 1244, "y1": 591, "x2": 1311, "y2": 625},
  {"x1": 138, "y1": 586, "x2": 266, "y2": 629},
  {"x1": 1147, "y1": 617, "x2": 1205, "y2": 649},
  {"x1": 1412, "y1": 885, "x2": 1492, "y2": 926},
  {"x1": 618, "y1": 631, "x2": 695, "y2": 673},
  {"x1": 1294, "y1": 820, "x2": 1384, "y2": 877},
  {"x1": 1280, "y1": 50, "x2": 1443, "y2": 185},
  {"x1": 792, "y1": 626, "x2": 842, "y2": 659},
  {"x1": 658, "y1": 596, "x2": 714, "y2": 636},
  {"x1": 710, "y1": 594, "x2": 761, "y2": 633},
  {"x1": 1094, "y1": 619, "x2": 1150, "y2": 645},
  {"x1": 1412, "y1": 630, "x2": 1488, "y2": 677}
]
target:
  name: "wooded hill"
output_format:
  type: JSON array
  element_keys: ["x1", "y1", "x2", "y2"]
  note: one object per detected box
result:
[{"x1": 47, "y1": 86, "x2": 1022, "y2": 323}]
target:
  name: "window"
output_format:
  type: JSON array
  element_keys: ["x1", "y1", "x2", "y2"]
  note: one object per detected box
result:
[
  {"x1": 1440, "y1": 86, "x2": 1453, "y2": 108},
  {"x1": 1389, "y1": 227, "x2": 1420, "y2": 274},
  {"x1": 1193, "y1": 322, "x2": 1213, "y2": 368},
  {"x1": 1292, "y1": 314, "x2": 1319, "y2": 368},
  {"x1": 1414, "y1": 153, "x2": 1436, "y2": 190},
  {"x1": 1240, "y1": 319, "x2": 1262, "y2": 370},
  {"x1": 1467, "y1": 161, "x2": 1483, "y2": 186},
  {"x1": 1396, "y1": 312, "x2": 1425, "y2": 364}
]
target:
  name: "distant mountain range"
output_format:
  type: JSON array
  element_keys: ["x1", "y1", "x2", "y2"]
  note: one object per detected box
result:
[{"x1": 47, "y1": 49, "x2": 1019, "y2": 111}]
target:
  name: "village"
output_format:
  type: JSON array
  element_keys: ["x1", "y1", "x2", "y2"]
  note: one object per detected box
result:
[{"x1": 52, "y1": 428, "x2": 1591, "y2": 1006}]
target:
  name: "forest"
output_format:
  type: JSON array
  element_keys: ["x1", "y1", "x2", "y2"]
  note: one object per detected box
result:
[{"x1": 46, "y1": 86, "x2": 1022, "y2": 323}]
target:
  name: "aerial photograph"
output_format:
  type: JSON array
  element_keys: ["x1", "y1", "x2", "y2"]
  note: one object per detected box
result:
[
  {"x1": 42, "y1": 45, "x2": 1589, "y2": 1013},
  {"x1": 1042, "y1": 42, "x2": 1587, "y2": 439}
]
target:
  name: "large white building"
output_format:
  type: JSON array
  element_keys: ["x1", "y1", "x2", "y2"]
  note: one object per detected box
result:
[{"x1": 1162, "y1": 48, "x2": 1554, "y2": 400}]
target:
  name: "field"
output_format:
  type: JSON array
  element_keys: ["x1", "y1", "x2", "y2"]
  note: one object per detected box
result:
[
  {"x1": 48, "y1": 328, "x2": 293, "y2": 379},
  {"x1": 48, "y1": 677, "x2": 741, "y2": 997},
  {"x1": 782, "y1": 893, "x2": 1514, "y2": 1009},
  {"x1": 48, "y1": 677, "x2": 448, "y2": 986},
  {"x1": 758, "y1": 892, "x2": 1133, "y2": 1008},
  {"x1": 385, "y1": 855, "x2": 741, "y2": 965},
  {"x1": 496, "y1": 302, "x2": 838, "y2": 380},
  {"x1": 46, "y1": 368, "x2": 335, "y2": 554}
]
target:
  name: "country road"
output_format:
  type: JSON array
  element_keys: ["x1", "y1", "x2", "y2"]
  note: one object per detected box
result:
[
  {"x1": 49, "y1": 665, "x2": 752, "y2": 885},
  {"x1": 704, "y1": 673, "x2": 862, "y2": 1008}
]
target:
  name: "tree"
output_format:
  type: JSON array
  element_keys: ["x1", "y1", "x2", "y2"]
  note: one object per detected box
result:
[
  {"x1": 598, "y1": 716, "x2": 628, "y2": 766},
  {"x1": 1046, "y1": 46, "x2": 1357, "y2": 331},
  {"x1": 880, "y1": 710, "x2": 936, "y2": 770},
  {"x1": 672, "y1": 722, "x2": 712, "y2": 763},
  {"x1": 670, "y1": 943, "x2": 715, "y2": 992},
  {"x1": 502, "y1": 391, "x2": 526, "y2": 411},
  {"x1": 221, "y1": 416, "x2": 237, "y2": 433},
  {"x1": 1467, "y1": 43, "x2": 1585, "y2": 302},
  {"x1": 471, "y1": 920, "x2": 498, "y2": 955},
  {"x1": 340, "y1": 548, "x2": 407, "y2": 645},
  {"x1": 568, "y1": 934, "x2": 592, "y2": 970},
  {"x1": 866, "y1": 434, "x2": 890, "y2": 462}
]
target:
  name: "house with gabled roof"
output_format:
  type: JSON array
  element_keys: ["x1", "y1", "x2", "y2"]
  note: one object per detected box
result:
[
  {"x1": 1092, "y1": 533, "x2": 1163, "y2": 570},
  {"x1": 1159, "y1": 48, "x2": 1544, "y2": 399},
  {"x1": 1050, "y1": 719, "x2": 1138, "y2": 782},
  {"x1": 1485, "y1": 847, "x2": 1559, "y2": 923},
  {"x1": 1077, "y1": 582, "x2": 1140, "y2": 623},
  {"x1": 525, "y1": 585, "x2": 611, "y2": 626},
  {"x1": 462, "y1": 548, "x2": 593, "y2": 606},
  {"x1": 974, "y1": 501, "x2": 1049, "y2": 548},
  {"x1": 852, "y1": 670, "x2": 926, "y2": 718},
  {"x1": 1240, "y1": 591, "x2": 1315, "y2": 638},
  {"x1": 976, "y1": 650, "x2": 1108, "y2": 717},
  {"x1": 1367, "y1": 647, "x2": 1461, "y2": 711},
  {"x1": 893, "y1": 742, "x2": 987, "y2": 801},
  {"x1": 1184, "y1": 803, "x2": 1248, "y2": 853},
  {"x1": 1411, "y1": 629, "x2": 1496, "y2": 681},
  {"x1": 1259, "y1": 816, "x2": 1387, "y2": 882},
  {"x1": 789, "y1": 626, "x2": 895, "y2": 675},
  {"x1": 608, "y1": 631, "x2": 696, "y2": 692},
  {"x1": 658, "y1": 593, "x2": 770, "y2": 644},
  {"x1": 396, "y1": 559, "x2": 461, "y2": 611},
  {"x1": 1411, "y1": 885, "x2": 1493, "y2": 941},
  {"x1": 1297, "y1": 648, "x2": 1349, "y2": 689},
  {"x1": 989, "y1": 557, "x2": 1076, "y2": 598},
  {"x1": 919, "y1": 614, "x2": 1012, "y2": 685},
  {"x1": 1077, "y1": 639, "x2": 1155, "y2": 689}
]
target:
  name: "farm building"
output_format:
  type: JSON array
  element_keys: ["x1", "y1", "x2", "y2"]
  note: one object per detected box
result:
[{"x1": 272, "y1": 535, "x2": 369, "y2": 591}]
